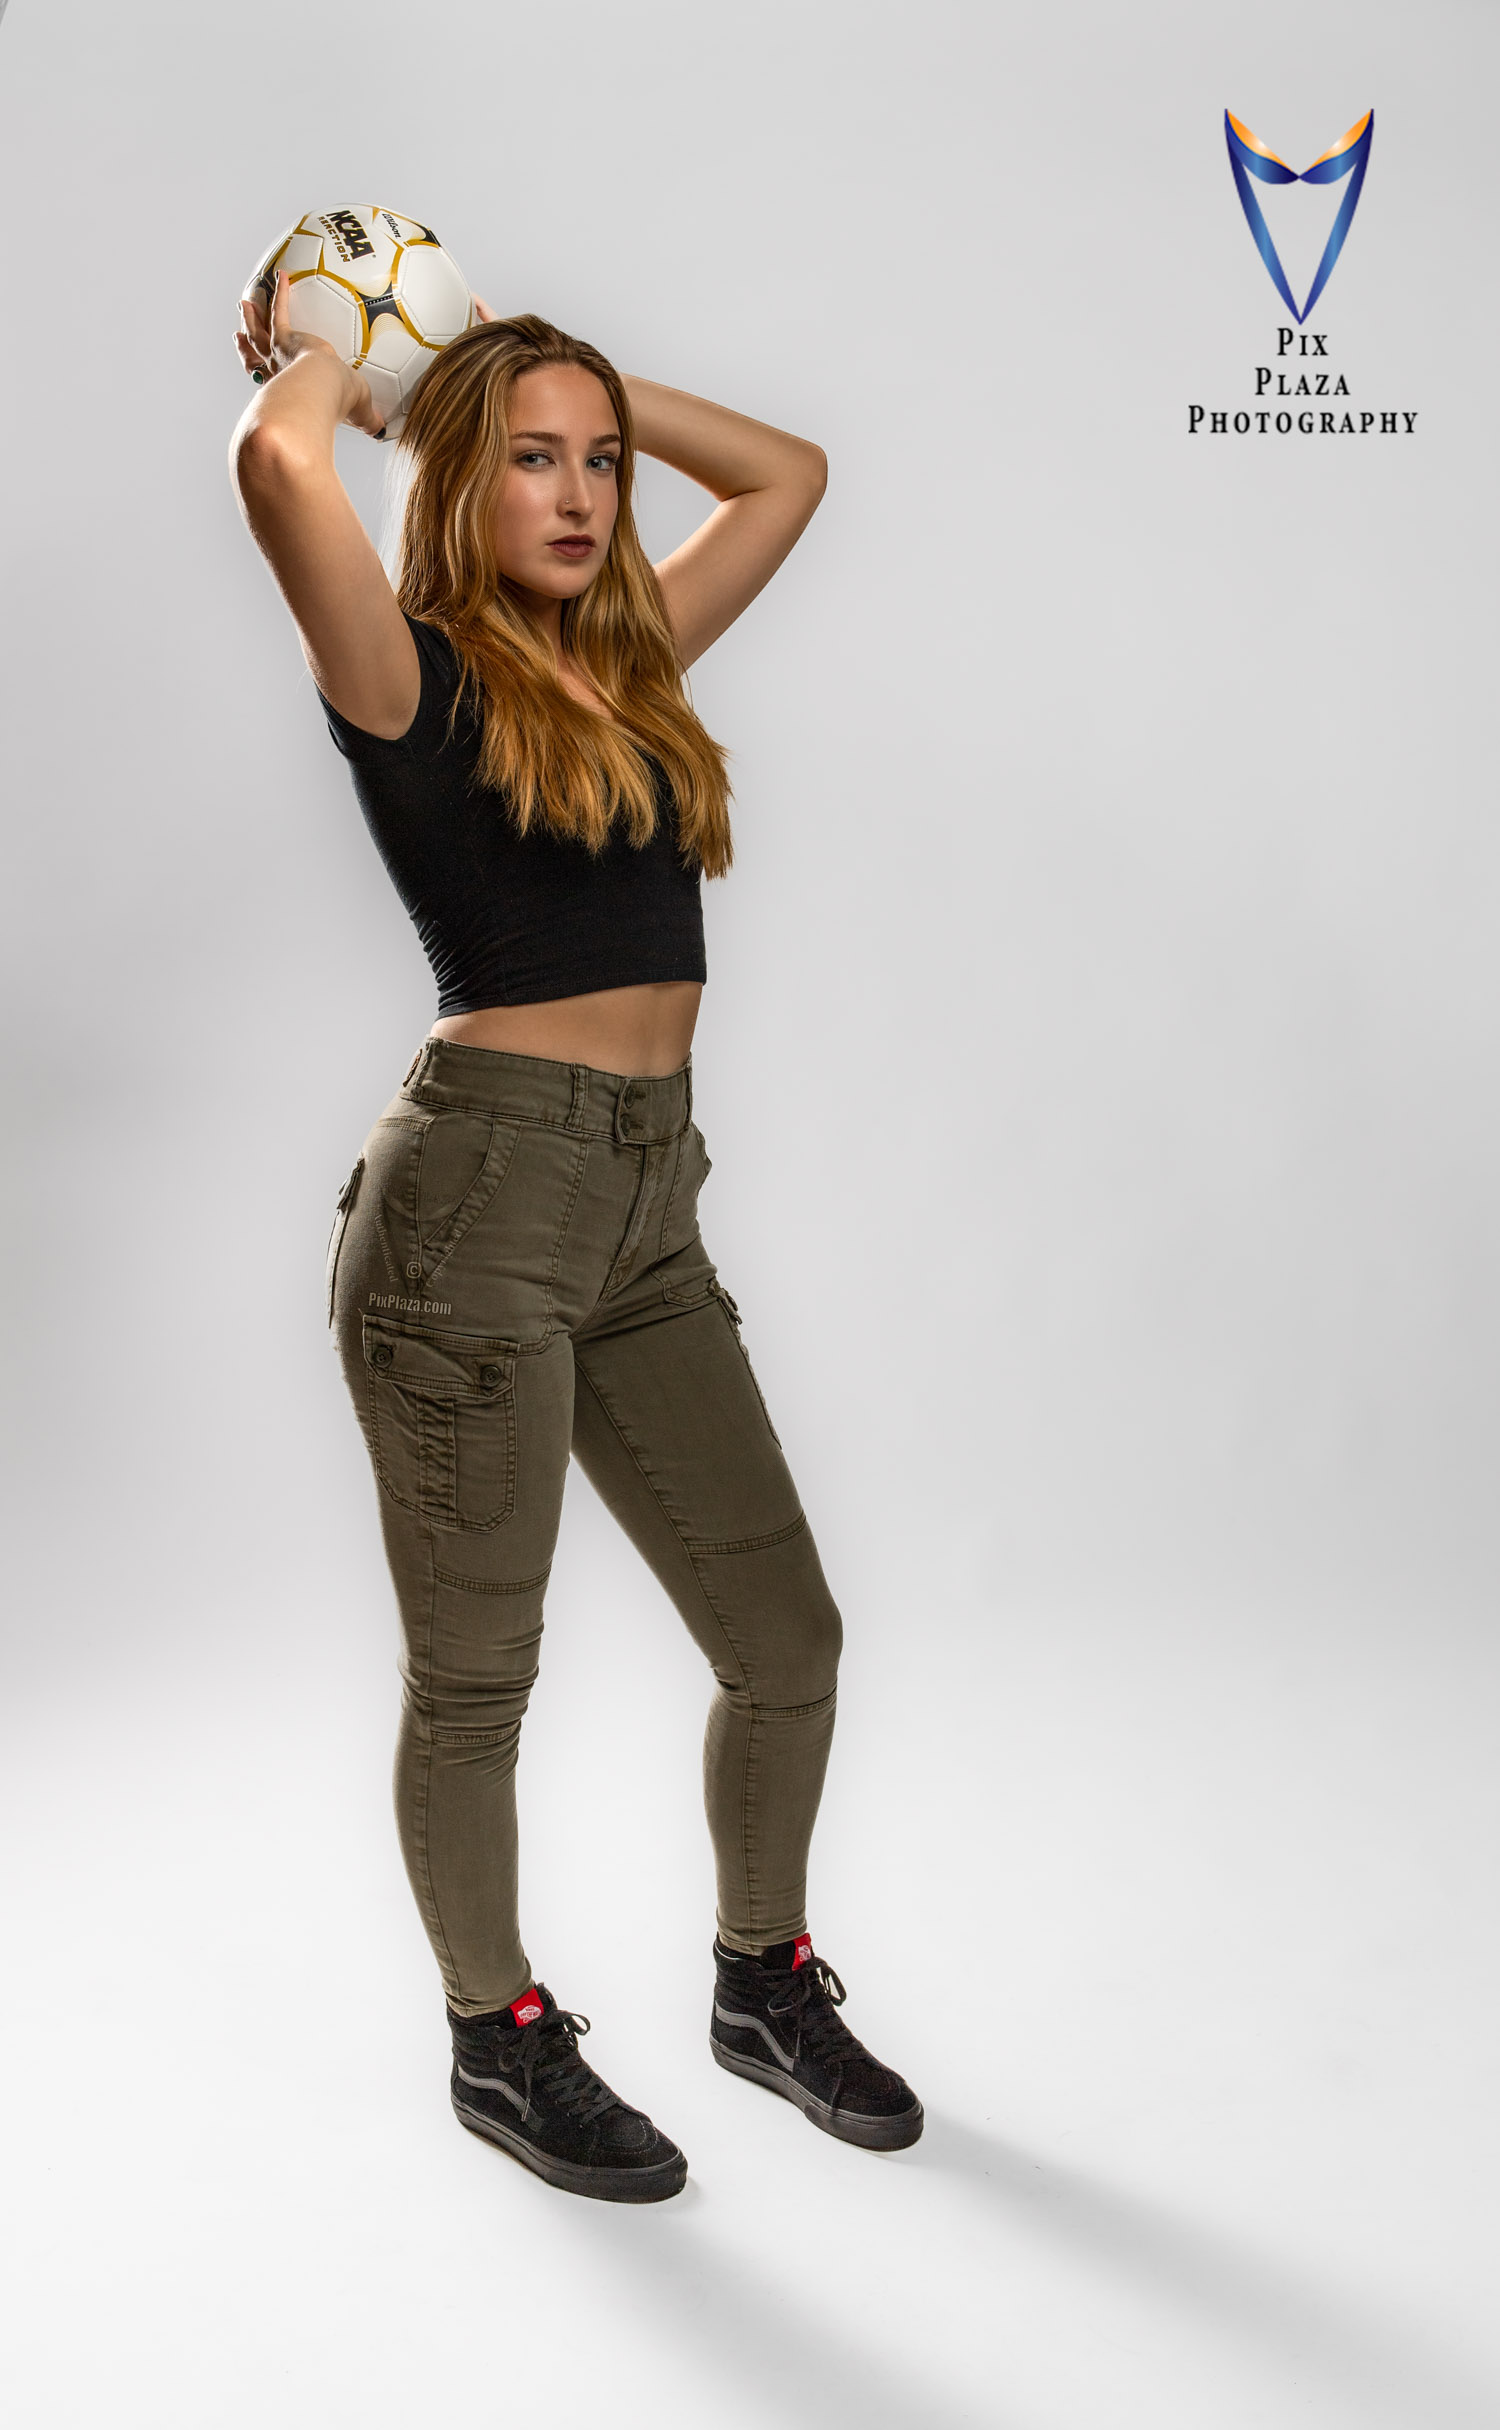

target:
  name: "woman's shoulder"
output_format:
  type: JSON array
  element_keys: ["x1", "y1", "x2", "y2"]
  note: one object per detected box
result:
[{"x1": 321, "y1": 614, "x2": 466, "y2": 764}]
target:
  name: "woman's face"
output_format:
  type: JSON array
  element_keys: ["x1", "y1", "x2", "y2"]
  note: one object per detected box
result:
[{"x1": 492, "y1": 364, "x2": 622, "y2": 606}]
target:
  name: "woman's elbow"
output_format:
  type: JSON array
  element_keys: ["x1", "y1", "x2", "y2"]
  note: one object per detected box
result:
[
  {"x1": 801, "y1": 441, "x2": 829, "y2": 505},
  {"x1": 230, "y1": 416, "x2": 318, "y2": 508}
]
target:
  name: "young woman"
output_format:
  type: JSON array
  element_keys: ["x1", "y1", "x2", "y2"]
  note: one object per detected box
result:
[{"x1": 230, "y1": 276, "x2": 921, "y2": 2203}]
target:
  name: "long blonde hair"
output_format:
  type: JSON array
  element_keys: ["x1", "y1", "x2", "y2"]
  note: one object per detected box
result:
[{"x1": 394, "y1": 314, "x2": 732, "y2": 876}]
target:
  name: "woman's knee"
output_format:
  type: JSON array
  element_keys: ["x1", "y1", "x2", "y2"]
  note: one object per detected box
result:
[{"x1": 739, "y1": 1562, "x2": 842, "y2": 1709}]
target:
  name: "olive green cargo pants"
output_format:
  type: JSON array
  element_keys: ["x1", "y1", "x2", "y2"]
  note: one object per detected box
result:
[{"x1": 328, "y1": 1040, "x2": 841, "y2": 2015}]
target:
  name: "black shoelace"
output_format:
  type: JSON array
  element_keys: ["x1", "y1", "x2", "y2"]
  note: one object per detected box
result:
[
  {"x1": 767, "y1": 1958, "x2": 860, "y2": 2104},
  {"x1": 497, "y1": 2010, "x2": 618, "y2": 2123}
]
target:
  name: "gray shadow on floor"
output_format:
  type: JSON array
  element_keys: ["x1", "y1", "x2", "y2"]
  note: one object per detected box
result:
[
  {"x1": 560, "y1": 2170, "x2": 1002, "y2": 2430},
  {"x1": 914, "y1": 2112, "x2": 1498, "y2": 2430}
]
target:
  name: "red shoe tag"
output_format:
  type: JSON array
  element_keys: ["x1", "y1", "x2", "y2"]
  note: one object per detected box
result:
[
  {"x1": 793, "y1": 1934, "x2": 813, "y2": 1970},
  {"x1": 509, "y1": 1989, "x2": 545, "y2": 2027}
]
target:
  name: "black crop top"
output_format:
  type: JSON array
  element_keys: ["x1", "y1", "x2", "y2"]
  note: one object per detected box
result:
[{"x1": 320, "y1": 616, "x2": 706, "y2": 1015}]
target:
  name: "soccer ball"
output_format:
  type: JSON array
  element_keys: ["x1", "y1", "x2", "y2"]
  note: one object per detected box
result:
[{"x1": 244, "y1": 205, "x2": 474, "y2": 440}]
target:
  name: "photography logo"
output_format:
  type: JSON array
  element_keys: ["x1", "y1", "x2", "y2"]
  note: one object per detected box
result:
[
  {"x1": 1189, "y1": 104, "x2": 1415, "y2": 439},
  {"x1": 1225, "y1": 110, "x2": 1372, "y2": 324}
]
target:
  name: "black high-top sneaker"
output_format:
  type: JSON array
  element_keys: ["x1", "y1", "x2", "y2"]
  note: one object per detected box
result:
[
  {"x1": 711, "y1": 1934, "x2": 923, "y2": 2150},
  {"x1": 449, "y1": 1984, "x2": 687, "y2": 2202}
]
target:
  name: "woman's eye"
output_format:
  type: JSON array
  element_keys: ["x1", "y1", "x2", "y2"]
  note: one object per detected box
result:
[
  {"x1": 588, "y1": 455, "x2": 619, "y2": 474},
  {"x1": 516, "y1": 451, "x2": 550, "y2": 467}
]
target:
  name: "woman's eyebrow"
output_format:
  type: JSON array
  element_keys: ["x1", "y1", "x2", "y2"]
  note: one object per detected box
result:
[{"x1": 511, "y1": 429, "x2": 621, "y2": 445}]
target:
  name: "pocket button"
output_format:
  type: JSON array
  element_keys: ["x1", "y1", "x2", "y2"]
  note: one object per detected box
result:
[
  {"x1": 480, "y1": 1363, "x2": 503, "y2": 1387},
  {"x1": 371, "y1": 1343, "x2": 394, "y2": 1371}
]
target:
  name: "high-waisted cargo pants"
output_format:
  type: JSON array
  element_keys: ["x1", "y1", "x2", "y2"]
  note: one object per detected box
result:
[{"x1": 327, "y1": 1039, "x2": 842, "y2": 2016}]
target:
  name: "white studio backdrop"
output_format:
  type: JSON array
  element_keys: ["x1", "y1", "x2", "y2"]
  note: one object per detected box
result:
[{"x1": 2, "y1": 4, "x2": 1498, "y2": 2427}]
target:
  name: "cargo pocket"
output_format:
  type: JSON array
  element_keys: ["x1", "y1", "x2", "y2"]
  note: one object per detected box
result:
[
  {"x1": 362, "y1": 1316, "x2": 517, "y2": 1531},
  {"x1": 325, "y1": 1157, "x2": 365, "y2": 1328},
  {"x1": 659, "y1": 1236, "x2": 721, "y2": 1312},
  {"x1": 712, "y1": 1283, "x2": 782, "y2": 1448}
]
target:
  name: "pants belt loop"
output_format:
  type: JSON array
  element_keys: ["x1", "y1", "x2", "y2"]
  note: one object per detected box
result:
[
  {"x1": 567, "y1": 1065, "x2": 588, "y2": 1132},
  {"x1": 683, "y1": 1060, "x2": 693, "y2": 1130}
]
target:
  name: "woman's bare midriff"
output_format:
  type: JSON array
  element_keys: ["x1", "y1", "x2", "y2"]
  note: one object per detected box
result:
[{"x1": 431, "y1": 980, "x2": 701, "y2": 1078}]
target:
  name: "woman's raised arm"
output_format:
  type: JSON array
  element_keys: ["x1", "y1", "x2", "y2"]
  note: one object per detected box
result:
[
  {"x1": 624, "y1": 377, "x2": 827, "y2": 669},
  {"x1": 229, "y1": 271, "x2": 419, "y2": 737}
]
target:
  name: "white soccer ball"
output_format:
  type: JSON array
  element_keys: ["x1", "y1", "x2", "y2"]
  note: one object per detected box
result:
[{"x1": 244, "y1": 205, "x2": 475, "y2": 440}]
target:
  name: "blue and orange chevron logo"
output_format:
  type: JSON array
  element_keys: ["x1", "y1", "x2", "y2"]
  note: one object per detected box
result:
[{"x1": 1225, "y1": 110, "x2": 1374, "y2": 323}]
